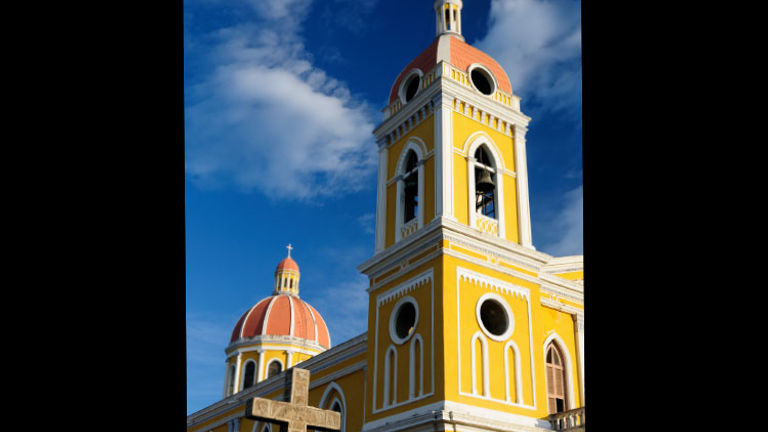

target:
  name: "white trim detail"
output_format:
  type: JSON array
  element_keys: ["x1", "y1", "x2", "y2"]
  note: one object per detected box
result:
[
  {"x1": 513, "y1": 124, "x2": 534, "y2": 249},
  {"x1": 475, "y1": 292, "x2": 515, "y2": 342},
  {"x1": 305, "y1": 302, "x2": 320, "y2": 345},
  {"x1": 467, "y1": 63, "x2": 499, "y2": 97},
  {"x1": 265, "y1": 358, "x2": 284, "y2": 379},
  {"x1": 470, "y1": 331, "x2": 489, "y2": 397},
  {"x1": 233, "y1": 352, "x2": 243, "y2": 395},
  {"x1": 395, "y1": 138, "x2": 427, "y2": 243},
  {"x1": 261, "y1": 296, "x2": 278, "y2": 334},
  {"x1": 239, "y1": 358, "x2": 258, "y2": 392},
  {"x1": 287, "y1": 295, "x2": 295, "y2": 337},
  {"x1": 255, "y1": 423, "x2": 271, "y2": 432},
  {"x1": 504, "y1": 340, "x2": 523, "y2": 404},
  {"x1": 409, "y1": 333, "x2": 424, "y2": 399},
  {"x1": 388, "y1": 295, "x2": 419, "y2": 345},
  {"x1": 372, "y1": 268, "x2": 435, "y2": 414},
  {"x1": 318, "y1": 381, "x2": 347, "y2": 432},
  {"x1": 256, "y1": 349, "x2": 265, "y2": 383},
  {"x1": 383, "y1": 345, "x2": 397, "y2": 408},
  {"x1": 456, "y1": 267, "x2": 536, "y2": 409},
  {"x1": 375, "y1": 145, "x2": 388, "y2": 252},
  {"x1": 543, "y1": 332, "x2": 577, "y2": 411},
  {"x1": 466, "y1": 135, "x2": 506, "y2": 239},
  {"x1": 398, "y1": 68, "x2": 424, "y2": 105}
]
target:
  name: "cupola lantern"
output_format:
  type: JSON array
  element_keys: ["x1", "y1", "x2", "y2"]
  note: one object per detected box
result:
[{"x1": 434, "y1": 0, "x2": 464, "y2": 40}]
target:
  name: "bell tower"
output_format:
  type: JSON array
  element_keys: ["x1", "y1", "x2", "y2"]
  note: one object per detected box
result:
[
  {"x1": 358, "y1": 1, "x2": 582, "y2": 430},
  {"x1": 372, "y1": 0, "x2": 534, "y2": 253}
]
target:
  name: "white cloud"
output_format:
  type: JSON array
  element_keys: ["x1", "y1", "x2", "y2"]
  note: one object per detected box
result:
[
  {"x1": 537, "y1": 185, "x2": 582, "y2": 256},
  {"x1": 185, "y1": 2, "x2": 377, "y2": 200},
  {"x1": 357, "y1": 212, "x2": 376, "y2": 234},
  {"x1": 475, "y1": 0, "x2": 581, "y2": 117}
]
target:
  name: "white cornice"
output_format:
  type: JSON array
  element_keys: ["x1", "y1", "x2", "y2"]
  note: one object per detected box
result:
[
  {"x1": 540, "y1": 297, "x2": 583, "y2": 317},
  {"x1": 361, "y1": 399, "x2": 551, "y2": 432},
  {"x1": 541, "y1": 255, "x2": 584, "y2": 274},
  {"x1": 225, "y1": 334, "x2": 327, "y2": 355}
]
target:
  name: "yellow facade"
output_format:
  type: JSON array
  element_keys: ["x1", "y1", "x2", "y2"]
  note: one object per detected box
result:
[{"x1": 187, "y1": 1, "x2": 582, "y2": 431}]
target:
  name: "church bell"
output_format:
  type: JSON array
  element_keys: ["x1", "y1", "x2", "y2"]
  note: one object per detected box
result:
[
  {"x1": 476, "y1": 169, "x2": 495, "y2": 193},
  {"x1": 404, "y1": 173, "x2": 418, "y2": 195}
]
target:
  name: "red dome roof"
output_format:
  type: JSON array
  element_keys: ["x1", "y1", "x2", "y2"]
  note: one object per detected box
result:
[
  {"x1": 389, "y1": 35, "x2": 512, "y2": 105},
  {"x1": 276, "y1": 256, "x2": 299, "y2": 272},
  {"x1": 230, "y1": 294, "x2": 330, "y2": 349}
]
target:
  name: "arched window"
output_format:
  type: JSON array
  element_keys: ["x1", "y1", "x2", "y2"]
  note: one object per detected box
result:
[
  {"x1": 243, "y1": 361, "x2": 256, "y2": 389},
  {"x1": 395, "y1": 140, "x2": 425, "y2": 242},
  {"x1": 474, "y1": 146, "x2": 496, "y2": 219},
  {"x1": 545, "y1": 343, "x2": 568, "y2": 414},
  {"x1": 331, "y1": 400, "x2": 342, "y2": 412},
  {"x1": 267, "y1": 360, "x2": 282, "y2": 378},
  {"x1": 227, "y1": 364, "x2": 235, "y2": 396},
  {"x1": 403, "y1": 150, "x2": 419, "y2": 224}
]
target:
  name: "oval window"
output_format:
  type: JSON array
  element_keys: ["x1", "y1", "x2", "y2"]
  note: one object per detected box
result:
[
  {"x1": 404, "y1": 75, "x2": 421, "y2": 102},
  {"x1": 470, "y1": 68, "x2": 495, "y2": 95}
]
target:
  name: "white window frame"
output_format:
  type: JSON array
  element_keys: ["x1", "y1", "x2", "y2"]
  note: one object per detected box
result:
[
  {"x1": 466, "y1": 137, "x2": 506, "y2": 238},
  {"x1": 543, "y1": 333, "x2": 577, "y2": 411},
  {"x1": 395, "y1": 139, "x2": 426, "y2": 242},
  {"x1": 239, "y1": 358, "x2": 258, "y2": 391},
  {"x1": 398, "y1": 68, "x2": 424, "y2": 105}
]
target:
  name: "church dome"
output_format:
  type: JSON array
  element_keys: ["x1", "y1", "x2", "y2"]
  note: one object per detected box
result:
[
  {"x1": 228, "y1": 246, "x2": 330, "y2": 349},
  {"x1": 389, "y1": 34, "x2": 512, "y2": 105},
  {"x1": 229, "y1": 294, "x2": 331, "y2": 349},
  {"x1": 275, "y1": 256, "x2": 299, "y2": 272}
]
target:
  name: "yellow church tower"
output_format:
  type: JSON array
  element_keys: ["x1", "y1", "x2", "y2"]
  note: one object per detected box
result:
[{"x1": 357, "y1": 0, "x2": 585, "y2": 429}]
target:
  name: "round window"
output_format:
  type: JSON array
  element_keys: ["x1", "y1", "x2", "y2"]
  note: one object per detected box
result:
[
  {"x1": 470, "y1": 67, "x2": 495, "y2": 96},
  {"x1": 475, "y1": 293, "x2": 514, "y2": 341},
  {"x1": 399, "y1": 69, "x2": 423, "y2": 104},
  {"x1": 389, "y1": 296, "x2": 419, "y2": 344}
]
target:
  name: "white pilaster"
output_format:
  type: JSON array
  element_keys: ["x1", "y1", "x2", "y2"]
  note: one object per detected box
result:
[
  {"x1": 513, "y1": 124, "x2": 534, "y2": 249},
  {"x1": 375, "y1": 142, "x2": 388, "y2": 252},
  {"x1": 573, "y1": 314, "x2": 585, "y2": 403},
  {"x1": 286, "y1": 350, "x2": 293, "y2": 369},
  {"x1": 233, "y1": 352, "x2": 242, "y2": 394},
  {"x1": 433, "y1": 91, "x2": 455, "y2": 221},
  {"x1": 257, "y1": 349, "x2": 265, "y2": 382}
]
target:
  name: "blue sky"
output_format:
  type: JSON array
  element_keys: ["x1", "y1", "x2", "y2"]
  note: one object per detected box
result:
[{"x1": 185, "y1": 0, "x2": 581, "y2": 415}]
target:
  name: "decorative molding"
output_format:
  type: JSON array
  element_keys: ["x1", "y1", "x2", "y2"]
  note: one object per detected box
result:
[
  {"x1": 372, "y1": 268, "x2": 435, "y2": 414},
  {"x1": 361, "y1": 399, "x2": 551, "y2": 432},
  {"x1": 456, "y1": 266, "x2": 537, "y2": 410},
  {"x1": 318, "y1": 381, "x2": 348, "y2": 432},
  {"x1": 376, "y1": 269, "x2": 433, "y2": 306},
  {"x1": 475, "y1": 292, "x2": 515, "y2": 342},
  {"x1": 226, "y1": 335, "x2": 327, "y2": 357}
]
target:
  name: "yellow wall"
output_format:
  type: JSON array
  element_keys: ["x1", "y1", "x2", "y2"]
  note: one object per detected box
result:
[
  {"x1": 440, "y1": 252, "x2": 582, "y2": 420},
  {"x1": 365, "y1": 257, "x2": 445, "y2": 421}
]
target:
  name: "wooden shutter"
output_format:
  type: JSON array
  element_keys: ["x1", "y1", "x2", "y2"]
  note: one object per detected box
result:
[{"x1": 545, "y1": 344, "x2": 568, "y2": 414}]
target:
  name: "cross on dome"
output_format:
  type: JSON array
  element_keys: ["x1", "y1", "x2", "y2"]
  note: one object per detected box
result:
[{"x1": 286, "y1": 243, "x2": 293, "y2": 257}]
